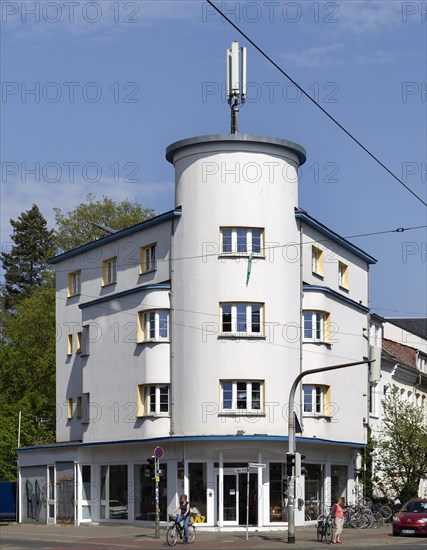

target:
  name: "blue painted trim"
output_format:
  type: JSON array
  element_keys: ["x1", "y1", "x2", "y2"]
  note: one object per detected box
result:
[
  {"x1": 47, "y1": 209, "x2": 182, "y2": 265},
  {"x1": 295, "y1": 210, "x2": 377, "y2": 264},
  {"x1": 303, "y1": 284, "x2": 370, "y2": 313},
  {"x1": 18, "y1": 434, "x2": 365, "y2": 452},
  {"x1": 79, "y1": 283, "x2": 171, "y2": 309}
]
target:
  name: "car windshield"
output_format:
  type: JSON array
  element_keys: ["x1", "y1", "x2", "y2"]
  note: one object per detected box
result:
[{"x1": 402, "y1": 501, "x2": 427, "y2": 513}]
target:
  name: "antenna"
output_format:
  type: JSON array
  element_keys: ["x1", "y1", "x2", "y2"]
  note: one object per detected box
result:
[{"x1": 227, "y1": 41, "x2": 247, "y2": 134}]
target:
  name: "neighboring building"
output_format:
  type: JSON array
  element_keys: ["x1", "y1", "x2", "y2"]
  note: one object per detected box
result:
[
  {"x1": 18, "y1": 134, "x2": 378, "y2": 527},
  {"x1": 368, "y1": 317, "x2": 427, "y2": 498}
]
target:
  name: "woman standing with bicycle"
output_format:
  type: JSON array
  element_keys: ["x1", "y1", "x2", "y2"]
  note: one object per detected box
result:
[{"x1": 332, "y1": 498, "x2": 344, "y2": 544}]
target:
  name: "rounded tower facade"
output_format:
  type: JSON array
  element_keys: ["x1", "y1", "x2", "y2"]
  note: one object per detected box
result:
[{"x1": 166, "y1": 134, "x2": 306, "y2": 437}]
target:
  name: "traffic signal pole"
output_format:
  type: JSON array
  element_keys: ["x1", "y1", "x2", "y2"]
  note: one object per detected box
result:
[
  {"x1": 155, "y1": 456, "x2": 160, "y2": 539},
  {"x1": 287, "y1": 359, "x2": 372, "y2": 544}
]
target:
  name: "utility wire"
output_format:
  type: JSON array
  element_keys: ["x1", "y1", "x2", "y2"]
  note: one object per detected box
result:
[
  {"x1": 49, "y1": 223, "x2": 427, "y2": 274},
  {"x1": 204, "y1": 0, "x2": 427, "y2": 209}
]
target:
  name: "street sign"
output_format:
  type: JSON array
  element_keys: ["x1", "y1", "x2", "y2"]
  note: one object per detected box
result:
[
  {"x1": 234, "y1": 467, "x2": 248, "y2": 473},
  {"x1": 154, "y1": 446, "x2": 164, "y2": 459},
  {"x1": 248, "y1": 462, "x2": 266, "y2": 468}
]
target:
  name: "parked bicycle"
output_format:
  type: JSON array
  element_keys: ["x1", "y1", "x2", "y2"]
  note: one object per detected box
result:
[
  {"x1": 316, "y1": 511, "x2": 333, "y2": 544},
  {"x1": 166, "y1": 514, "x2": 196, "y2": 546}
]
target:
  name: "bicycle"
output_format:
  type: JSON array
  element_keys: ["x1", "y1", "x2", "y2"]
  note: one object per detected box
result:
[
  {"x1": 166, "y1": 514, "x2": 196, "y2": 546},
  {"x1": 316, "y1": 512, "x2": 333, "y2": 544}
]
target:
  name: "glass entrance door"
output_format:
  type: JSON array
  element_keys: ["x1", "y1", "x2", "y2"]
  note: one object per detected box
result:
[{"x1": 223, "y1": 474, "x2": 238, "y2": 523}]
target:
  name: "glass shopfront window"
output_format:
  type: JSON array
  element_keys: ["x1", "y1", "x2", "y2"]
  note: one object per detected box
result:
[
  {"x1": 331, "y1": 465, "x2": 348, "y2": 504},
  {"x1": 304, "y1": 464, "x2": 324, "y2": 519},
  {"x1": 189, "y1": 463, "x2": 207, "y2": 520},
  {"x1": 134, "y1": 463, "x2": 168, "y2": 521},
  {"x1": 100, "y1": 465, "x2": 128, "y2": 520},
  {"x1": 269, "y1": 463, "x2": 287, "y2": 522}
]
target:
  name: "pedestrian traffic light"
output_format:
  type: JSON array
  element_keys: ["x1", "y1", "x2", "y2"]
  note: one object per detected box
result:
[
  {"x1": 147, "y1": 456, "x2": 156, "y2": 479},
  {"x1": 295, "y1": 453, "x2": 307, "y2": 477},
  {"x1": 286, "y1": 453, "x2": 295, "y2": 477}
]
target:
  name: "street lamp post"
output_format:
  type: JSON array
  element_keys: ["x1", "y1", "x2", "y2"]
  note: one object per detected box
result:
[{"x1": 287, "y1": 359, "x2": 373, "y2": 544}]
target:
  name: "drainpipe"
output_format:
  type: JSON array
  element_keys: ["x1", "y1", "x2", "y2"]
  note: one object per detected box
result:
[{"x1": 169, "y1": 218, "x2": 176, "y2": 435}]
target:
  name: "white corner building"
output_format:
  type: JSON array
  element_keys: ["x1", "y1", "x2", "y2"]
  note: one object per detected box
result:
[{"x1": 18, "y1": 133, "x2": 379, "y2": 527}]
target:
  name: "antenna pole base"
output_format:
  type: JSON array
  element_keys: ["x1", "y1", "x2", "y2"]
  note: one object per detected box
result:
[{"x1": 230, "y1": 101, "x2": 239, "y2": 134}]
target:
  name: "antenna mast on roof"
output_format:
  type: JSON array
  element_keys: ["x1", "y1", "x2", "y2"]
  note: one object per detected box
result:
[{"x1": 227, "y1": 41, "x2": 247, "y2": 134}]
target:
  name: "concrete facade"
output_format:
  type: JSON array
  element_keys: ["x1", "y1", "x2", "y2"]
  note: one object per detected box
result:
[{"x1": 18, "y1": 134, "x2": 379, "y2": 527}]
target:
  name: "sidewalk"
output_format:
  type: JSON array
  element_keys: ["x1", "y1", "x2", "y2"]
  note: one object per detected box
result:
[{"x1": 1, "y1": 522, "x2": 419, "y2": 549}]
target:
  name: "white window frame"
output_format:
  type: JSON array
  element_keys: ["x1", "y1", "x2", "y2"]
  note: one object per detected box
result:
[
  {"x1": 102, "y1": 256, "x2": 117, "y2": 286},
  {"x1": 140, "y1": 243, "x2": 157, "y2": 273},
  {"x1": 220, "y1": 303, "x2": 263, "y2": 336},
  {"x1": 303, "y1": 311, "x2": 328, "y2": 342},
  {"x1": 138, "y1": 310, "x2": 169, "y2": 342},
  {"x1": 68, "y1": 270, "x2": 81, "y2": 297},
  {"x1": 303, "y1": 385, "x2": 330, "y2": 416},
  {"x1": 338, "y1": 261, "x2": 348, "y2": 289},
  {"x1": 369, "y1": 382, "x2": 379, "y2": 417},
  {"x1": 220, "y1": 227, "x2": 264, "y2": 255},
  {"x1": 220, "y1": 380, "x2": 264, "y2": 413},
  {"x1": 138, "y1": 384, "x2": 169, "y2": 416},
  {"x1": 311, "y1": 246, "x2": 324, "y2": 277},
  {"x1": 417, "y1": 353, "x2": 427, "y2": 373}
]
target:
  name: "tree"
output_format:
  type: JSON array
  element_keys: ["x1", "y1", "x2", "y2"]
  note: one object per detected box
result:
[
  {"x1": 54, "y1": 194, "x2": 155, "y2": 252},
  {"x1": 0, "y1": 285, "x2": 56, "y2": 480},
  {"x1": 372, "y1": 386, "x2": 427, "y2": 502},
  {"x1": 0, "y1": 205, "x2": 55, "y2": 309}
]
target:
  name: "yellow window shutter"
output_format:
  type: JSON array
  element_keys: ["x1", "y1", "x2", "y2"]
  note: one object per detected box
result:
[
  {"x1": 326, "y1": 313, "x2": 331, "y2": 342},
  {"x1": 325, "y1": 386, "x2": 331, "y2": 416}
]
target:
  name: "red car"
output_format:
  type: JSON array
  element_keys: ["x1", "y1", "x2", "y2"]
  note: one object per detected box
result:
[{"x1": 393, "y1": 498, "x2": 427, "y2": 536}]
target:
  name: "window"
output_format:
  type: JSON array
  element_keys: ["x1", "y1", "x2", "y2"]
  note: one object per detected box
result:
[
  {"x1": 369, "y1": 324, "x2": 382, "y2": 347},
  {"x1": 220, "y1": 227, "x2": 264, "y2": 255},
  {"x1": 417, "y1": 353, "x2": 427, "y2": 373},
  {"x1": 81, "y1": 393, "x2": 90, "y2": 424},
  {"x1": 77, "y1": 396, "x2": 82, "y2": 418},
  {"x1": 338, "y1": 261, "x2": 348, "y2": 289},
  {"x1": 137, "y1": 384, "x2": 169, "y2": 416},
  {"x1": 369, "y1": 383, "x2": 378, "y2": 416},
  {"x1": 67, "y1": 398, "x2": 73, "y2": 419},
  {"x1": 76, "y1": 331, "x2": 82, "y2": 353},
  {"x1": 76, "y1": 326, "x2": 90, "y2": 355},
  {"x1": 303, "y1": 311, "x2": 329, "y2": 342},
  {"x1": 303, "y1": 385, "x2": 330, "y2": 415},
  {"x1": 140, "y1": 243, "x2": 156, "y2": 273},
  {"x1": 102, "y1": 257, "x2": 117, "y2": 285},
  {"x1": 137, "y1": 310, "x2": 169, "y2": 342},
  {"x1": 220, "y1": 380, "x2": 263, "y2": 413},
  {"x1": 67, "y1": 334, "x2": 73, "y2": 355},
  {"x1": 311, "y1": 246, "x2": 324, "y2": 276},
  {"x1": 68, "y1": 270, "x2": 81, "y2": 297},
  {"x1": 220, "y1": 303, "x2": 263, "y2": 336}
]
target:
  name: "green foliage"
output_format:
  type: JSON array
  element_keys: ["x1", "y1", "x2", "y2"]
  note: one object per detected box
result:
[
  {"x1": 54, "y1": 194, "x2": 155, "y2": 252},
  {"x1": 0, "y1": 204, "x2": 55, "y2": 310},
  {"x1": 0, "y1": 285, "x2": 56, "y2": 480},
  {"x1": 372, "y1": 385, "x2": 427, "y2": 502}
]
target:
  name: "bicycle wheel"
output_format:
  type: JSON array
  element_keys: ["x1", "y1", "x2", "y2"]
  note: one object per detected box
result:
[
  {"x1": 317, "y1": 521, "x2": 324, "y2": 542},
  {"x1": 187, "y1": 524, "x2": 196, "y2": 544},
  {"x1": 325, "y1": 522, "x2": 333, "y2": 544},
  {"x1": 379, "y1": 505, "x2": 392, "y2": 521},
  {"x1": 166, "y1": 526, "x2": 178, "y2": 546},
  {"x1": 372, "y1": 512, "x2": 384, "y2": 528}
]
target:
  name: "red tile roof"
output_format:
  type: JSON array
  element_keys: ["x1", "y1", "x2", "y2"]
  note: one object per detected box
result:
[{"x1": 382, "y1": 338, "x2": 417, "y2": 369}]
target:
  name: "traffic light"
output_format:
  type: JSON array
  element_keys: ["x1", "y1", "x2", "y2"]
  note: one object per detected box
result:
[
  {"x1": 147, "y1": 456, "x2": 156, "y2": 479},
  {"x1": 295, "y1": 453, "x2": 307, "y2": 477},
  {"x1": 286, "y1": 453, "x2": 295, "y2": 477}
]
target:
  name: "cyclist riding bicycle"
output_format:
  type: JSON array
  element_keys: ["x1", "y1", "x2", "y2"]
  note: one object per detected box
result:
[{"x1": 173, "y1": 494, "x2": 191, "y2": 543}]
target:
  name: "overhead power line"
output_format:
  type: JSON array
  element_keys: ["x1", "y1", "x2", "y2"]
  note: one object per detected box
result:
[{"x1": 204, "y1": 0, "x2": 427, "y2": 209}]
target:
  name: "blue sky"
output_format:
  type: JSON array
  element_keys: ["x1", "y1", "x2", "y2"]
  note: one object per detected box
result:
[{"x1": 1, "y1": 0, "x2": 426, "y2": 320}]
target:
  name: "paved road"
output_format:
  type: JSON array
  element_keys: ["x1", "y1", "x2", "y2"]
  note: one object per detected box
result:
[{"x1": 1, "y1": 523, "x2": 426, "y2": 550}]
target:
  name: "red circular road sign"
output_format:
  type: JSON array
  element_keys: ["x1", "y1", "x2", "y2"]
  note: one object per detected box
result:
[{"x1": 154, "y1": 446, "x2": 164, "y2": 459}]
